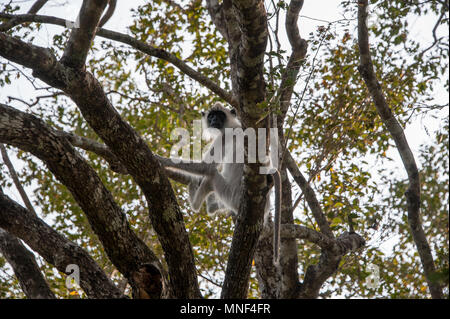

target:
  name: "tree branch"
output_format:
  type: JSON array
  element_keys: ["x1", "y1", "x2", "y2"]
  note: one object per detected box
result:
[
  {"x1": 281, "y1": 224, "x2": 333, "y2": 248},
  {"x1": 298, "y1": 231, "x2": 365, "y2": 298},
  {"x1": 254, "y1": 219, "x2": 281, "y2": 298},
  {"x1": 284, "y1": 150, "x2": 333, "y2": 237},
  {"x1": 277, "y1": 0, "x2": 308, "y2": 123},
  {"x1": 0, "y1": 13, "x2": 235, "y2": 107},
  {"x1": 0, "y1": 227, "x2": 55, "y2": 299},
  {"x1": 205, "y1": 0, "x2": 228, "y2": 41},
  {"x1": 0, "y1": 144, "x2": 37, "y2": 215},
  {"x1": 57, "y1": 131, "x2": 193, "y2": 185},
  {"x1": 60, "y1": 0, "x2": 108, "y2": 69},
  {"x1": 0, "y1": 103, "x2": 164, "y2": 298},
  {"x1": 54, "y1": 131, "x2": 128, "y2": 174},
  {"x1": 220, "y1": 0, "x2": 269, "y2": 299},
  {"x1": 230, "y1": 0, "x2": 268, "y2": 122},
  {"x1": 0, "y1": 190, "x2": 123, "y2": 298},
  {"x1": 0, "y1": 0, "x2": 48, "y2": 31},
  {"x1": 0, "y1": 31, "x2": 201, "y2": 298},
  {"x1": 357, "y1": 0, "x2": 443, "y2": 299}
]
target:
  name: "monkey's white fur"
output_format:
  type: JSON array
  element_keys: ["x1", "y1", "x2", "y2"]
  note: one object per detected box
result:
[{"x1": 157, "y1": 102, "x2": 282, "y2": 263}]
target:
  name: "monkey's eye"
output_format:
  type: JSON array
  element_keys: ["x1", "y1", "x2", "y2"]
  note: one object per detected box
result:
[{"x1": 230, "y1": 108, "x2": 236, "y2": 116}]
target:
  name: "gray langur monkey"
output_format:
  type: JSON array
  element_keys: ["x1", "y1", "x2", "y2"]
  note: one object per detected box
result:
[{"x1": 156, "y1": 102, "x2": 282, "y2": 263}]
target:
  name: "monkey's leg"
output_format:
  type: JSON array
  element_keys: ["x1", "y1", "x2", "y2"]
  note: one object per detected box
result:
[
  {"x1": 188, "y1": 176, "x2": 202, "y2": 203},
  {"x1": 191, "y1": 177, "x2": 214, "y2": 212},
  {"x1": 210, "y1": 172, "x2": 240, "y2": 214},
  {"x1": 187, "y1": 176, "x2": 227, "y2": 215},
  {"x1": 206, "y1": 193, "x2": 226, "y2": 215}
]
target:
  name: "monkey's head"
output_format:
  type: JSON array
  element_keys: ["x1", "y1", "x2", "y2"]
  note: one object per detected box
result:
[{"x1": 201, "y1": 102, "x2": 240, "y2": 134}]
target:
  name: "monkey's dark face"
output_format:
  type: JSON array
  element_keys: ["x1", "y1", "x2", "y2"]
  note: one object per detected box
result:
[{"x1": 206, "y1": 110, "x2": 226, "y2": 129}]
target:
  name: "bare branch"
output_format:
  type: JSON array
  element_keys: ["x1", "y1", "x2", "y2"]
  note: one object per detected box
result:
[
  {"x1": 28, "y1": 0, "x2": 49, "y2": 14},
  {"x1": 98, "y1": 0, "x2": 116, "y2": 28},
  {"x1": 220, "y1": 0, "x2": 269, "y2": 299},
  {"x1": 54, "y1": 131, "x2": 128, "y2": 174},
  {"x1": 60, "y1": 0, "x2": 108, "y2": 69},
  {"x1": 0, "y1": 0, "x2": 48, "y2": 31},
  {"x1": 357, "y1": 0, "x2": 443, "y2": 299},
  {"x1": 7, "y1": 92, "x2": 65, "y2": 108},
  {"x1": 205, "y1": 0, "x2": 228, "y2": 40},
  {"x1": 284, "y1": 150, "x2": 333, "y2": 237},
  {"x1": 230, "y1": 0, "x2": 268, "y2": 121},
  {"x1": 281, "y1": 224, "x2": 333, "y2": 248},
  {"x1": 0, "y1": 144, "x2": 37, "y2": 215},
  {"x1": 277, "y1": 0, "x2": 308, "y2": 122}
]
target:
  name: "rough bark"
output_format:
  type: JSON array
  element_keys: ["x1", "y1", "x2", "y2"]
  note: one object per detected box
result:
[
  {"x1": 60, "y1": 0, "x2": 108, "y2": 69},
  {"x1": 0, "y1": 191, "x2": 122, "y2": 298},
  {"x1": 254, "y1": 0, "x2": 306, "y2": 299},
  {"x1": 297, "y1": 231, "x2": 365, "y2": 299},
  {"x1": 294, "y1": 229, "x2": 365, "y2": 299},
  {"x1": 0, "y1": 227, "x2": 55, "y2": 299},
  {"x1": 357, "y1": 0, "x2": 443, "y2": 299},
  {"x1": 222, "y1": 0, "x2": 243, "y2": 105},
  {"x1": 254, "y1": 219, "x2": 281, "y2": 298},
  {"x1": 220, "y1": 0, "x2": 269, "y2": 299},
  {"x1": 230, "y1": 0, "x2": 268, "y2": 123},
  {"x1": 0, "y1": 103, "x2": 163, "y2": 298},
  {"x1": 0, "y1": 18, "x2": 201, "y2": 297},
  {"x1": 205, "y1": 0, "x2": 228, "y2": 42}
]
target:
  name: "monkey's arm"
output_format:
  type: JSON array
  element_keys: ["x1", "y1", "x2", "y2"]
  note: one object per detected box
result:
[
  {"x1": 164, "y1": 168, "x2": 192, "y2": 185},
  {"x1": 154, "y1": 154, "x2": 218, "y2": 177}
]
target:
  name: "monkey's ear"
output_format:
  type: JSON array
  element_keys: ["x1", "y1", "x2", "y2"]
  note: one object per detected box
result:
[{"x1": 230, "y1": 108, "x2": 236, "y2": 116}]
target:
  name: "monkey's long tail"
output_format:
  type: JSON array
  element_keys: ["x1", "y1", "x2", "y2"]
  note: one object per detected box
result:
[{"x1": 273, "y1": 170, "x2": 282, "y2": 264}]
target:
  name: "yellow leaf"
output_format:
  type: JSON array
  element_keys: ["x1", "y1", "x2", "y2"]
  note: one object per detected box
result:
[{"x1": 331, "y1": 217, "x2": 343, "y2": 227}]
